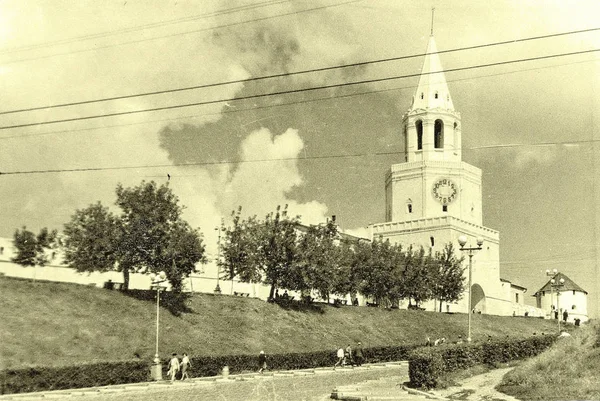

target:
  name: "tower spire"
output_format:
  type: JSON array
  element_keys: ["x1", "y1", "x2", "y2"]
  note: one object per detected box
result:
[{"x1": 409, "y1": 35, "x2": 454, "y2": 111}]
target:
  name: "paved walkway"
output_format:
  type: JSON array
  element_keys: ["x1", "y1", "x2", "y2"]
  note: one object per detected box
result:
[
  {"x1": 0, "y1": 362, "x2": 420, "y2": 401},
  {"x1": 0, "y1": 363, "x2": 518, "y2": 401}
]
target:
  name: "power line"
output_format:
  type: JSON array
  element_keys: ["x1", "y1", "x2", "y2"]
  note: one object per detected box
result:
[
  {"x1": 2, "y1": 135, "x2": 599, "y2": 177},
  {"x1": 1, "y1": 46, "x2": 598, "y2": 131},
  {"x1": 1, "y1": 55, "x2": 596, "y2": 142},
  {"x1": 0, "y1": 0, "x2": 362, "y2": 66},
  {"x1": 2, "y1": 26, "x2": 598, "y2": 116},
  {"x1": 0, "y1": 0, "x2": 290, "y2": 55}
]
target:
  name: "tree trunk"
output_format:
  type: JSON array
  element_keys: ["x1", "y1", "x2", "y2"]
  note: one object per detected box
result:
[
  {"x1": 268, "y1": 283, "x2": 275, "y2": 299},
  {"x1": 122, "y1": 267, "x2": 130, "y2": 291}
]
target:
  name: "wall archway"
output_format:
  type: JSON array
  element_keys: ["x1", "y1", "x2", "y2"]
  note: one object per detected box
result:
[{"x1": 471, "y1": 284, "x2": 486, "y2": 313}]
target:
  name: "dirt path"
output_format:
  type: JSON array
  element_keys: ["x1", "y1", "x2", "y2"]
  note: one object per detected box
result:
[{"x1": 430, "y1": 368, "x2": 519, "y2": 401}]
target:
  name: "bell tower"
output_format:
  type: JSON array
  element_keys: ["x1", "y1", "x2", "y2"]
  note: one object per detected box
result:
[
  {"x1": 373, "y1": 29, "x2": 504, "y2": 317},
  {"x1": 403, "y1": 36, "x2": 462, "y2": 163},
  {"x1": 384, "y1": 34, "x2": 482, "y2": 226}
]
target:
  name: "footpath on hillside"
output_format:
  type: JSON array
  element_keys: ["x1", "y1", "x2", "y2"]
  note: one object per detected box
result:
[{"x1": 0, "y1": 362, "x2": 519, "y2": 401}]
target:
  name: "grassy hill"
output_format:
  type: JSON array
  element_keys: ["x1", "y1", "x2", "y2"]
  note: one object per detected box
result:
[
  {"x1": 0, "y1": 275, "x2": 562, "y2": 370},
  {"x1": 497, "y1": 320, "x2": 600, "y2": 400}
]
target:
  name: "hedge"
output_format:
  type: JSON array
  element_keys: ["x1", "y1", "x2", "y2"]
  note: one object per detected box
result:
[
  {"x1": 1, "y1": 344, "x2": 419, "y2": 395},
  {"x1": 408, "y1": 335, "x2": 557, "y2": 389}
]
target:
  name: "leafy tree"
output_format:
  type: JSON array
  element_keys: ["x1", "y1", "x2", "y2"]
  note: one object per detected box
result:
[
  {"x1": 401, "y1": 246, "x2": 435, "y2": 307},
  {"x1": 63, "y1": 202, "x2": 120, "y2": 273},
  {"x1": 256, "y1": 205, "x2": 300, "y2": 298},
  {"x1": 219, "y1": 208, "x2": 262, "y2": 285},
  {"x1": 354, "y1": 238, "x2": 405, "y2": 308},
  {"x1": 430, "y1": 243, "x2": 466, "y2": 311},
  {"x1": 12, "y1": 226, "x2": 58, "y2": 267},
  {"x1": 62, "y1": 181, "x2": 206, "y2": 292},
  {"x1": 294, "y1": 219, "x2": 340, "y2": 300}
]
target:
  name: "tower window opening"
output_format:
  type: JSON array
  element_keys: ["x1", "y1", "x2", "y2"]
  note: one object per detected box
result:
[
  {"x1": 434, "y1": 91, "x2": 438, "y2": 99},
  {"x1": 420, "y1": 92, "x2": 424, "y2": 100},
  {"x1": 434, "y1": 119, "x2": 444, "y2": 149},
  {"x1": 407, "y1": 204, "x2": 412, "y2": 213},
  {"x1": 416, "y1": 120, "x2": 423, "y2": 150},
  {"x1": 442, "y1": 205, "x2": 448, "y2": 212},
  {"x1": 447, "y1": 94, "x2": 450, "y2": 101}
]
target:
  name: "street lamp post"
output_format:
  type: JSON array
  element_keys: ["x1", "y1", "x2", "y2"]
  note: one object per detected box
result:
[
  {"x1": 149, "y1": 271, "x2": 167, "y2": 381},
  {"x1": 214, "y1": 225, "x2": 222, "y2": 294},
  {"x1": 458, "y1": 235, "x2": 484, "y2": 342},
  {"x1": 546, "y1": 269, "x2": 565, "y2": 334}
]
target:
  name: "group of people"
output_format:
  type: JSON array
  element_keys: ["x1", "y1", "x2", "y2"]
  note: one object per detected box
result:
[
  {"x1": 334, "y1": 342, "x2": 364, "y2": 368},
  {"x1": 167, "y1": 353, "x2": 192, "y2": 382}
]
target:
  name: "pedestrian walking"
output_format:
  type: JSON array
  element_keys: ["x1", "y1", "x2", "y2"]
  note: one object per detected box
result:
[
  {"x1": 334, "y1": 347, "x2": 344, "y2": 369},
  {"x1": 563, "y1": 309, "x2": 569, "y2": 322},
  {"x1": 258, "y1": 350, "x2": 267, "y2": 373},
  {"x1": 345, "y1": 344, "x2": 355, "y2": 366},
  {"x1": 354, "y1": 341, "x2": 364, "y2": 366},
  {"x1": 180, "y1": 353, "x2": 192, "y2": 380},
  {"x1": 167, "y1": 353, "x2": 180, "y2": 382}
]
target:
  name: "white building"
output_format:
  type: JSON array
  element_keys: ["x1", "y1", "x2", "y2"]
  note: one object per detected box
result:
[
  {"x1": 534, "y1": 272, "x2": 588, "y2": 323},
  {"x1": 371, "y1": 34, "x2": 536, "y2": 317}
]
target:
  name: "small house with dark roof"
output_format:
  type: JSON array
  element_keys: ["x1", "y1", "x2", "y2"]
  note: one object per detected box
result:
[{"x1": 534, "y1": 272, "x2": 588, "y2": 323}]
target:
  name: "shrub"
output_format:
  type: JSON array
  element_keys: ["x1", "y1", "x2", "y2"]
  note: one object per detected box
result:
[
  {"x1": 408, "y1": 335, "x2": 556, "y2": 389},
  {"x1": 0, "y1": 344, "x2": 419, "y2": 395}
]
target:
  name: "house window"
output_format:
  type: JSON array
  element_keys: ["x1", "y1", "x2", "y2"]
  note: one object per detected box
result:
[
  {"x1": 0, "y1": 247, "x2": 3, "y2": 255},
  {"x1": 515, "y1": 293, "x2": 519, "y2": 303},
  {"x1": 573, "y1": 290, "x2": 576, "y2": 295},
  {"x1": 416, "y1": 120, "x2": 423, "y2": 150},
  {"x1": 434, "y1": 119, "x2": 444, "y2": 149},
  {"x1": 572, "y1": 305, "x2": 576, "y2": 310},
  {"x1": 442, "y1": 205, "x2": 448, "y2": 212}
]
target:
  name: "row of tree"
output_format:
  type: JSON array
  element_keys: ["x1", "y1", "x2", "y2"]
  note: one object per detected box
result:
[
  {"x1": 218, "y1": 206, "x2": 466, "y2": 308},
  {"x1": 11, "y1": 181, "x2": 467, "y2": 309}
]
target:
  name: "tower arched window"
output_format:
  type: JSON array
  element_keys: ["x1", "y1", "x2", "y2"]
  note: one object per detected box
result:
[
  {"x1": 434, "y1": 91, "x2": 438, "y2": 99},
  {"x1": 420, "y1": 92, "x2": 424, "y2": 100},
  {"x1": 406, "y1": 198, "x2": 413, "y2": 214},
  {"x1": 434, "y1": 119, "x2": 444, "y2": 149},
  {"x1": 416, "y1": 120, "x2": 423, "y2": 150}
]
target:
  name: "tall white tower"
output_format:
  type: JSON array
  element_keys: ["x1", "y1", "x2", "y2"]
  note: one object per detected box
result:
[{"x1": 373, "y1": 34, "x2": 507, "y2": 316}]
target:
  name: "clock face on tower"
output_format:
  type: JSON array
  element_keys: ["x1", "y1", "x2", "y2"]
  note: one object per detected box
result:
[{"x1": 432, "y1": 178, "x2": 458, "y2": 205}]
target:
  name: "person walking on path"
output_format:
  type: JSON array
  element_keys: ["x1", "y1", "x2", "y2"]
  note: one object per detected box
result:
[
  {"x1": 258, "y1": 350, "x2": 267, "y2": 374},
  {"x1": 563, "y1": 309, "x2": 569, "y2": 322},
  {"x1": 345, "y1": 344, "x2": 355, "y2": 366},
  {"x1": 354, "y1": 342, "x2": 364, "y2": 366},
  {"x1": 167, "y1": 353, "x2": 180, "y2": 382},
  {"x1": 180, "y1": 353, "x2": 192, "y2": 380},
  {"x1": 334, "y1": 347, "x2": 345, "y2": 369}
]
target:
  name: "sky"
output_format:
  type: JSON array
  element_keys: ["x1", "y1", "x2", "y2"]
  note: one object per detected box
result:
[{"x1": 0, "y1": 0, "x2": 598, "y2": 315}]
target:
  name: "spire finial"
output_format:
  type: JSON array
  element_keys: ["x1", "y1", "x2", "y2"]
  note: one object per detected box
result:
[{"x1": 430, "y1": 7, "x2": 435, "y2": 36}]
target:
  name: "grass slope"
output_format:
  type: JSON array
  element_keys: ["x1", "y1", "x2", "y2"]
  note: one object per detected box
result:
[
  {"x1": 0, "y1": 276, "x2": 561, "y2": 370},
  {"x1": 498, "y1": 320, "x2": 600, "y2": 400}
]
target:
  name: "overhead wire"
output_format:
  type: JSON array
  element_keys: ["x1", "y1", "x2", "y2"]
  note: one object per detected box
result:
[
  {"x1": 0, "y1": 0, "x2": 291, "y2": 55},
  {"x1": 0, "y1": 0, "x2": 363, "y2": 66},
  {"x1": 0, "y1": 55, "x2": 596, "y2": 142},
  {"x1": 1, "y1": 26, "x2": 599, "y2": 116},
  {"x1": 1, "y1": 47, "x2": 599, "y2": 130}
]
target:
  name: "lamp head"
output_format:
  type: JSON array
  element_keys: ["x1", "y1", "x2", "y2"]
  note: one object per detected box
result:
[
  {"x1": 458, "y1": 235, "x2": 467, "y2": 247},
  {"x1": 476, "y1": 237, "x2": 484, "y2": 247},
  {"x1": 553, "y1": 268, "x2": 558, "y2": 274},
  {"x1": 551, "y1": 278, "x2": 555, "y2": 284},
  {"x1": 159, "y1": 271, "x2": 167, "y2": 280},
  {"x1": 560, "y1": 278, "x2": 565, "y2": 284},
  {"x1": 149, "y1": 273, "x2": 156, "y2": 281},
  {"x1": 545, "y1": 269, "x2": 550, "y2": 275}
]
